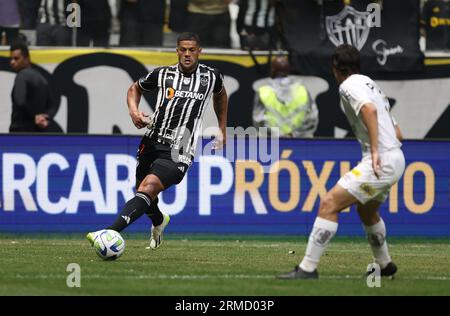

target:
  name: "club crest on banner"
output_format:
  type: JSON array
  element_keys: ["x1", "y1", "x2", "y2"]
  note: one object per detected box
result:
[{"x1": 326, "y1": 6, "x2": 371, "y2": 50}]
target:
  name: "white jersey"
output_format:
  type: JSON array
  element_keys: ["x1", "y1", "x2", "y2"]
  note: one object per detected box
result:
[{"x1": 339, "y1": 74, "x2": 401, "y2": 154}]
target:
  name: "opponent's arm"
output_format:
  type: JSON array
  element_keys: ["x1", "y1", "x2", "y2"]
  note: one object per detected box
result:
[
  {"x1": 360, "y1": 103, "x2": 381, "y2": 178},
  {"x1": 127, "y1": 82, "x2": 149, "y2": 129},
  {"x1": 213, "y1": 86, "x2": 228, "y2": 148},
  {"x1": 391, "y1": 115, "x2": 403, "y2": 141},
  {"x1": 394, "y1": 125, "x2": 403, "y2": 141}
]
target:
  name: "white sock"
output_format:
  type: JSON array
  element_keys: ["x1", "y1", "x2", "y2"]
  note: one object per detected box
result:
[
  {"x1": 300, "y1": 217, "x2": 338, "y2": 272},
  {"x1": 363, "y1": 218, "x2": 392, "y2": 269}
]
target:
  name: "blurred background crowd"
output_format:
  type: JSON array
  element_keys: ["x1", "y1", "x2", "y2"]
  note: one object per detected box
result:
[
  {"x1": 0, "y1": 0, "x2": 449, "y2": 51},
  {"x1": 0, "y1": 0, "x2": 283, "y2": 50}
]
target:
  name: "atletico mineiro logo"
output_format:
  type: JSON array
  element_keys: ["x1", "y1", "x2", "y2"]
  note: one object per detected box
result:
[
  {"x1": 326, "y1": 5, "x2": 371, "y2": 50},
  {"x1": 165, "y1": 88, "x2": 205, "y2": 101}
]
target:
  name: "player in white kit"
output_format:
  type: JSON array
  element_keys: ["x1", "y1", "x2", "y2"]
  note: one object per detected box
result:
[{"x1": 277, "y1": 44, "x2": 405, "y2": 279}]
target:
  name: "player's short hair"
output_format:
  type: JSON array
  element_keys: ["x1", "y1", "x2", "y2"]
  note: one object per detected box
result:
[
  {"x1": 177, "y1": 32, "x2": 201, "y2": 46},
  {"x1": 10, "y1": 40, "x2": 30, "y2": 58},
  {"x1": 332, "y1": 44, "x2": 360, "y2": 76}
]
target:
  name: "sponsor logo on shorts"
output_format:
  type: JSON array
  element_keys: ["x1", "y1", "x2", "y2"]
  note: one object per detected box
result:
[
  {"x1": 351, "y1": 168, "x2": 362, "y2": 177},
  {"x1": 360, "y1": 183, "x2": 376, "y2": 196},
  {"x1": 177, "y1": 155, "x2": 192, "y2": 165}
]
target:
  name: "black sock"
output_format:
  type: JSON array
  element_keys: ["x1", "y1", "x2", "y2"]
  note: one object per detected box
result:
[
  {"x1": 145, "y1": 196, "x2": 164, "y2": 226},
  {"x1": 108, "y1": 191, "x2": 152, "y2": 232}
]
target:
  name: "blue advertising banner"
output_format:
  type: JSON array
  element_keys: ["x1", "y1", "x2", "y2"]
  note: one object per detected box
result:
[{"x1": 0, "y1": 135, "x2": 448, "y2": 236}]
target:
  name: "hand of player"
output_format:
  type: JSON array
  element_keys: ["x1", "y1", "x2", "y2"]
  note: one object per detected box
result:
[
  {"x1": 130, "y1": 111, "x2": 151, "y2": 129},
  {"x1": 35, "y1": 114, "x2": 49, "y2": 129},
  {"x1": 372, "y1": 151, "x2": 382, "y2": 179},
  {"x1": 212, "y1": 128, "x2": 226, "y2": 150}
]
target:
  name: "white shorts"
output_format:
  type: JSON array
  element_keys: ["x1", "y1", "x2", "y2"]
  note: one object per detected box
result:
[{"x1": 337, "y1": 148, "x2": 405, "y2": 204}]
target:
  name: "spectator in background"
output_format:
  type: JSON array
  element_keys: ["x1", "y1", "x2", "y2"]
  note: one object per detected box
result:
[
  {"x1": 187, "y1": 0, "x2": 232, "y2": 48},
  {"x1": 9, "y1": 41, "x2": 60, "y2": 132},
  {"x1": 252, "y1": 56, "x2": 318, "y2": 138},
  {"x1": 119, "y1": 0, "x2": 165, "y2": 47},
  {"x1": 0, "y1": 0, "x2": 21, "y2": 45},
  {"x1": 16, "y1": 0, "x2": 41, "y2": 45},
  {"x1": 421, "y1": 0, "x2": 450, "y2": 50},
  {"x1": 237, "y1": 0, "x2": 279, "y2": 50},
  {"x1": 169, "y1": 0, "x2": 189, "y2": 34},
  {"x1": 36, "y1": 0, "x2": 71, "y2": 46},
  {"x1": 76, "y1": 0, "x2": 113, "y2": 47},
  {"x1": 18, "y1": 0, "x2": 41, "y2": 30}
]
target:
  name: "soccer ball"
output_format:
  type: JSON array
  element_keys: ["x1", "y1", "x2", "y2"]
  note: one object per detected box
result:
[{"x1": 93, "y1": 229, "x2": 125, "y2": 260}]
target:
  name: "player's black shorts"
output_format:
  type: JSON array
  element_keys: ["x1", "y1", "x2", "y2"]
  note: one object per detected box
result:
[{"x1": 136, "y1": 137, "x2": 189, "y2": 189}]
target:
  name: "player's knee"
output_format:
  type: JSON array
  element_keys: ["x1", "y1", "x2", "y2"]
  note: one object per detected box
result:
[
  {"x1": 318, "y1": 194, "x2": 338, "y2": 217},
  {"x1": 138, "y1": 176, "x2": 164, "y2": 198}
]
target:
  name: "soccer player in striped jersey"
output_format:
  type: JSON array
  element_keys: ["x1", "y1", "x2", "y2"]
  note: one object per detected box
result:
[{"x1": 87, "y1": 32, "x2": 228, "y2": 249}]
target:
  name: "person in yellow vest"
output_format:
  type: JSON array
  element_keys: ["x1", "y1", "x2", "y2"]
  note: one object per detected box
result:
[{"x1": 252, "y1": 56, "x2": 318, "y2": 137}]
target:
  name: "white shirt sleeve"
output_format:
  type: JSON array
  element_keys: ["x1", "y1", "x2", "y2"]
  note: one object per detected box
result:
[{"x1": 339, "y1": 79, "x2": 373, "y2": 115}]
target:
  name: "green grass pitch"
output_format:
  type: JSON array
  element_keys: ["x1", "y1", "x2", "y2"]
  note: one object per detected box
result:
[{"x1": 1, "y1": 234, "x2": 449, "y2": 296}]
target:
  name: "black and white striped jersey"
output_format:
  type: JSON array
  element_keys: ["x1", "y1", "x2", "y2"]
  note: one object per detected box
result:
[
  {"x1": 138, "y1": 63, "x2": 224, "y2": 163},
  {"x1": 237, "y1": 0, "x2": 276, "y2": 31},
  {"x1": 38, "y1": 0, "x2": 71, "y2": 26}
]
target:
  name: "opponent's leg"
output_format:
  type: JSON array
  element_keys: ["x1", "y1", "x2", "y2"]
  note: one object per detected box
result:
[
  {"x1": 277, "y1": 184, "x2": 357, "y2": 279},
  {"x1": 300, "y1": 185, "x2": 357, "y2": 273},
  {"x1": 357, "y1": 200, "x2": 397, "y2": 276}
]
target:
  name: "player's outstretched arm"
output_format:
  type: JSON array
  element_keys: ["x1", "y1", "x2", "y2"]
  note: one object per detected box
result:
[
  {"x1": 212, "y1": 86, "x2": 228, "y2": 149},
  {"x1": 127, "y1": 82, "x2": 149, "y2": 129},
  {"x1": 360, "y1": 102, "x2": 381, "y2": 178}
]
